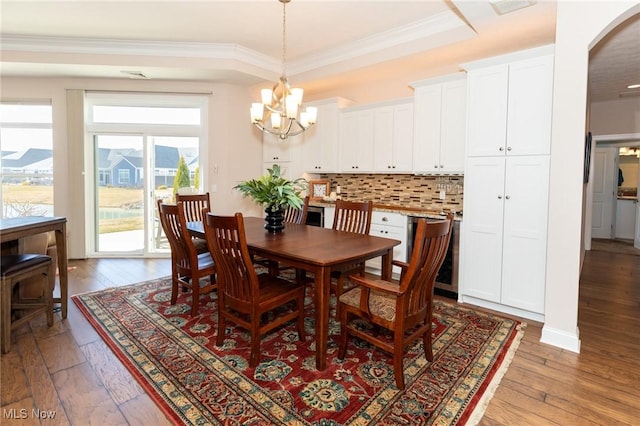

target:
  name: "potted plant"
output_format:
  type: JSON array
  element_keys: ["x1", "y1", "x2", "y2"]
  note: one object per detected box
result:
[{"x1": 234, "y1": 165, "x2": 307, "y2": 233}]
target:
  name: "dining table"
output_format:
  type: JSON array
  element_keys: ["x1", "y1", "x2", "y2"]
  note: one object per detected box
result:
[
  {"x1": 188, "y1": 216, "x2": 400, "y2": 371},
  {"x1": 0, "y1": 216, "x2": 69, "y2": 318}
]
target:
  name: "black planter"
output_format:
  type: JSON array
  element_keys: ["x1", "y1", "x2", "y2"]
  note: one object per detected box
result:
[{"x1": 264, "y1": 206, "x2": 285, "y2": 233}]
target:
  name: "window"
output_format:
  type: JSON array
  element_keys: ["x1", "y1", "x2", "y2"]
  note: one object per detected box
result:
[
  {"x1": 118, "y1": 169, "x2": 130, "y2": 185},
  {"x1": 0, "y1": 102, "x2": 53, "y2": 218}
]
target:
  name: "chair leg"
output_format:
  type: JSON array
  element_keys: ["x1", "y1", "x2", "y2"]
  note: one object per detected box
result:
[
  {"x1": 337, "y1": 308, "x2": 349, "y2": 359},
  {"x1": 249, "y1": 318, "x2": 261, "y2": 367},
  {"x1": 296, "y1": 289, "x2": 305, "y2": 341},
  {"x1": 191, "y1": 278, "x2": 200, "y2": 317},
  {"x1": 44, "y1": 271, "x2": 54, "y2": 327},
  {"x1": 423, "y1": 324, "x2": 434, "y2": 363},
  {"x1": 170, "y1": 272, "x2": 178, "y2": 306},
  {"x1": 393, "y1": 334, "x2": 406, "y2": 390},
  {"x1": 216, "y1": 311, "x2": 226, "y2": 346},
  {"x1": 1, "y1": 279, "x2": 12, "y2": 354}
]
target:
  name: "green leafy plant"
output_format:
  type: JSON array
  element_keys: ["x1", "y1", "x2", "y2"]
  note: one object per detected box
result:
[{"x1": 234, "y1": 165, "x2": 307, "y2": 212}]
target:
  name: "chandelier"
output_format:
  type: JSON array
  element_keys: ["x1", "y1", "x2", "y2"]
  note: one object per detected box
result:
[{"x1": 250, "y1": 0, "x2": 317, "y2": 140}]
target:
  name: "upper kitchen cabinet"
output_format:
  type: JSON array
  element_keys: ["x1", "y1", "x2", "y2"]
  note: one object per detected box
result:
[
  {"x1": 263, "y1": 132, "x2": 292, "y2": 163},
  {"x1": 411, "y1": 73, "x2": 466, "y2": 174},
  {"x1": 339, "y1": 109, "x2": 375, "y2": 173},
  {"x1": 464, "y1": 46, "x2": 554, "y2": 157},
  {"x1": 372, "y1": 102, "x2": 414, "y2": 172},
  {"x1": 301, "y1": 98, "x2": 353, "y2": 173}
]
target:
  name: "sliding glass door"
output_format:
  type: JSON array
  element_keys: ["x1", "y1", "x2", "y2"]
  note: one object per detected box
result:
[
  {"x1": 86, "y1": 92, "x2": 207, "y2": 257},
  {"x1": 93, "y1": 134, "x2": 200, "y2": 255}
]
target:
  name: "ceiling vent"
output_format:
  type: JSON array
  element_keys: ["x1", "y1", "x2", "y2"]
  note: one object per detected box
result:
[
  {"x1": 489, "y1": 0, "x2": 536, "y2": 16},
  {"x1": 619, "y1": 89, "x2": 640, "y2": 98},
  {"x1": 120, "y1": 70, "x2": 149, "y2": 79}
]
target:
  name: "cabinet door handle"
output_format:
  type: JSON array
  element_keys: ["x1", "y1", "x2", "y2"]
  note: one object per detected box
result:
[
  {"x1": 498, "y1": 195, "x2": 503, "y2": 199},
  {"x1": 434, "y1": 165, "x2": 439, "y2": 169},
  {"x1": 499, "y1": 147, "x2": 504, "y2": 151},
  {"x1": 382, "y1": 217, "x2": 389, "y2": 222},
  {"x1": 507, "y1": 147, "x2": 512, "y2": 151},
  {"x1": 439, "y1": 165, "x2": 444, "y2": 168},
  {"x1": 505, "y1": 195, "x2": 511, "y2": 200}
]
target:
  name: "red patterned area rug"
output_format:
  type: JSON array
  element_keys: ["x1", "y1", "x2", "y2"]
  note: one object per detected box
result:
[{"x1": 72, "y1": 275, "x2": 525, "y2": 425}]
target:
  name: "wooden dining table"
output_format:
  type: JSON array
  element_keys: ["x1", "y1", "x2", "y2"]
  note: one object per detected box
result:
[
  {"x1": 188, "y1": 216, "x2": 400, "y2": 371},
  {"x1": 0, "y1": 216, "x2": 69, "y2": 318}
]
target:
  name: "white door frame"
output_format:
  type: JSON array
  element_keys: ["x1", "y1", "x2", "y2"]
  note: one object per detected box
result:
[{"x1": 586, "y1": 133, "x2": 640, "y2": 250}]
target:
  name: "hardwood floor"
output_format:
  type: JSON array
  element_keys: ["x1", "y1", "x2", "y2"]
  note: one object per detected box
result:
[{"x1": 1, "y1": 251, "x2": 638, "y2": 425}]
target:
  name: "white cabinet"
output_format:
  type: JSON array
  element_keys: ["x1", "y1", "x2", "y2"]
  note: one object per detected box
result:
[
  {"x1": 301, "y1": 98, "x2": 352, "y2": 173},
  {"x1": 461, "y1": 155, "x2": 550, "y2": 316},
  {"x1": 340, "y1": 99, "x2": 413, "y2": 174},
  {"x1": 466, "y1": 53, "x2": 554, "y2": 157},
  {"x1": 367, "y1": 211, "x2": 407, "y2": 275},
  {"x1": 615, "y1": 199, "x2": 637, "y2": 239},
  {"x1": 263, "y1": 132, "x2": 291, "y2": 162},
  {"x1": 460, "y1": 46, "x2": 554, "y2": 320},
  {"x1": 372, "y1": 103, "x2": 414, "y2": 172},
  {"x1": 339, "y1": 110, "x2": 374, "y2": 172},
  {"x1": 411, "y1": 74, "x2": 466, "y2": 174}
]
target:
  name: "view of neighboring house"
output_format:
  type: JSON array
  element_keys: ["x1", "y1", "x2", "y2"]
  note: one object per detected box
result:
[
  {"x1": 2, "y1": 146, "x2": 198, "y2": 188},
  {"x1": 0, "y1": 148, "x2": 53, "y2": 184}
]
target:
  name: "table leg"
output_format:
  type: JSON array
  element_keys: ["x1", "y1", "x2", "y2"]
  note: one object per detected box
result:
[
  {"x1": 314, "y1": 266, "x2": 330, "y2": 371},
  {"x1": 380, "y1": 248, "x2": 393, "y2": 280},
  {"x1": 54, "y1": 224, "x2": 68, "y2": 319}
]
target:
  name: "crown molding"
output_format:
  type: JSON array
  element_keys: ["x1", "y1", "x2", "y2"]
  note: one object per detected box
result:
[
  {"x1": 288, "y1": 10, "x2": 472, "y2": 75},
  {"x1": 2, "y1": 10, "x2": 473, "y2": 84},
  {"x1": 1, "y1": 34, "x2": 281, "y2": 74}
]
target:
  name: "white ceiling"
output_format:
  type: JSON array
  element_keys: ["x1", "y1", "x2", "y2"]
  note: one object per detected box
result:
[{"x1": 0, "y1": 0, "x2": 638, "y2": 102}]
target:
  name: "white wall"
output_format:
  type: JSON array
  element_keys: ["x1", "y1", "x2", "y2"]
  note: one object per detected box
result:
[
  {"x1": 542, "y1": 1, "x2": 640, "y2": 352},
  {"x1": 1, "y1": 77, "x2": 263, "y2": 258}
]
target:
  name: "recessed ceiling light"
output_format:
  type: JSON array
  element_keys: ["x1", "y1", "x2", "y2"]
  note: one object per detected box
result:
[
  {"x1": 627, "y1": 84, "x2": 640, "y2": 89},
  {"x1": 489, "y1": 0, "x2": 536, "y2": 16}
]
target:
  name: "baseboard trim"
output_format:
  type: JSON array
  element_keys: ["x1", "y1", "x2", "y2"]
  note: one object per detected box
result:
[{"x1": 540, "y1": 325, "x2": 581, "y2": 353}]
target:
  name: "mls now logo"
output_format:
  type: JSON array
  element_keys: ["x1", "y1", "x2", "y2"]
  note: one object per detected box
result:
[{"x1": 3, "y1": 408, "x2": 56, "y2": 419}]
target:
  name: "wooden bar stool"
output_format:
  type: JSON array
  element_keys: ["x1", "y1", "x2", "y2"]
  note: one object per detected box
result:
[{"x1": 1, "y1": 254, "x2": 54, "y2": 354}]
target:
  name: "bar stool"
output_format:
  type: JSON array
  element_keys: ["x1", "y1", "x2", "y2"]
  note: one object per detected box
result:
[{"x1": 1, "y1": 254, "x2": 54, "y2": 354}]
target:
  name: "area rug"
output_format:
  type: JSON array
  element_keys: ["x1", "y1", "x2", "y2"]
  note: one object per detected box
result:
[{"x1": 72, "y1": 275, "x2": 525, "y2": 425}]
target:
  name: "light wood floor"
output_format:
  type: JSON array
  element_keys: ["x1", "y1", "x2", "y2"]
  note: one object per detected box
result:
[{"x1": 1, "y1": 248, "x2": 638, "y2": 425}]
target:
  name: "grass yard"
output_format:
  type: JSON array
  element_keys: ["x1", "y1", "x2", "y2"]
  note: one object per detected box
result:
[
  {"x1": 2, "y1": 184, "x2": 172, "y2": 233},
  {"x1": 2, "y1": 184, "x2": 145, "y2": 207}
]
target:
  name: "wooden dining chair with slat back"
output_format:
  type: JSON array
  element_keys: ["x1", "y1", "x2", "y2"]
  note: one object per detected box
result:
[
  {"x1": 283, "y1": 196, "x2": 309, "y2": 225},
  {"x1": 203, "y1": 212, "x2": 306, "y2": 367},
  {"x1": 330, "y1": 199, "x2": 373, "y2": 307},
  {"x1": 157, "y1": 200, "x2": 217, "y2": 316},
  {"x1": 337, "y1": 214, "x2": 454, "y2": 390},
  {"x1": 176, "y1": 192, "x2": 211, "y2": 254}
]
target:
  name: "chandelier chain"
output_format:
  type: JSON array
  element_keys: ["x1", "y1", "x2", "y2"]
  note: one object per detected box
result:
[{"x1": 281, "y1": 0, "x2": 287, "y2": 78}]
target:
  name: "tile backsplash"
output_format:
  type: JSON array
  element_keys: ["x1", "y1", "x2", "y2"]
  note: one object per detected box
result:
[{"x1": 316, "y1": 174, "x2": 464, "y2": 213}]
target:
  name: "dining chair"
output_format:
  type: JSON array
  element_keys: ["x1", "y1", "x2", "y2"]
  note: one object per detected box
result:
[
  {"x1": 157, "y1": 200, "x2": 217, "y2": 316},
  {"x1": 283, "y1": 195, "x2": 310, "y2": 225},
  {"x1": 337, "y1": 214, "x2": 454, "y2": 390},
  {"x1": 1, "y1": 254, "x2": 54, "y2": 353},
  {"x1": 176, "y1": 192, "x2": 211, "y2": 254},
  {"x1": 203, "y1": 212, "x2": 306, "y2": 367},
  {"x1": 330, "y1": 199, "x2": 374, "y2": 309}
]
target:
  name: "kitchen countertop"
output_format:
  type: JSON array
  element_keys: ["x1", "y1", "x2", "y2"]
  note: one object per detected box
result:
[
  {"x1": 310, "y1": 200, "x2": 463, "y2": 221},
  {"x1": 617, "y1": 196, "x2": 638, "y2": 201}
]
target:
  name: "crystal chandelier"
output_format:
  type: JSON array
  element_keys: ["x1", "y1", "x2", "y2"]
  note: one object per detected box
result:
[{"x1": 250, "y1": 0, "x2": 317, "y2": 140}]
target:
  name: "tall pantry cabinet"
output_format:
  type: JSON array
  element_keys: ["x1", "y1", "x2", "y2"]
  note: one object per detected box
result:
[{"x1": 459, "y1": 46, "x2": 554, "y2": 321}]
